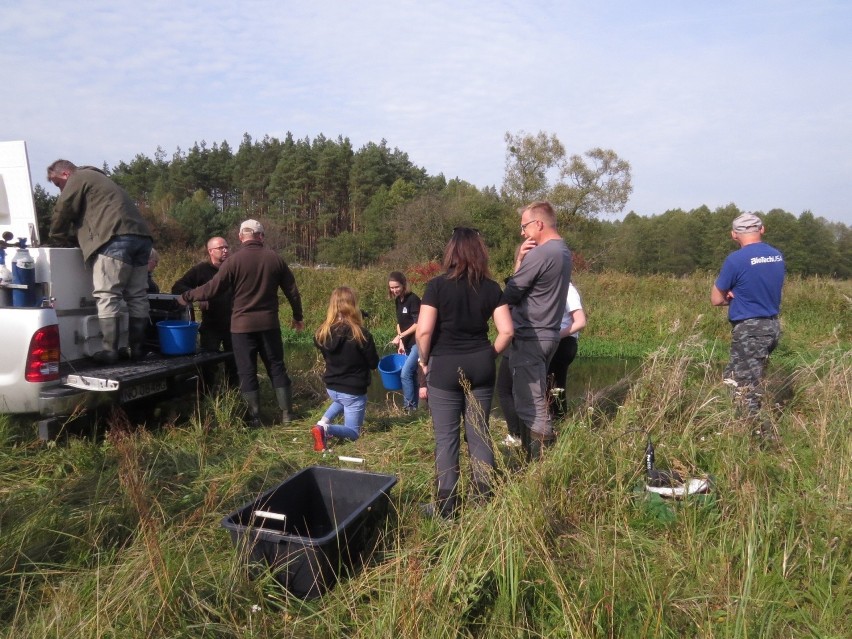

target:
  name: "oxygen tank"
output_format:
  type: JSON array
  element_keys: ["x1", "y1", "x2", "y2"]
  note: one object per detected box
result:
[
  {"x1": 0, "y1": 247, "x2": 11, "y2": 307},
  {"x1": 12, "y1": 240, "x2": 38, "y2": 307}
]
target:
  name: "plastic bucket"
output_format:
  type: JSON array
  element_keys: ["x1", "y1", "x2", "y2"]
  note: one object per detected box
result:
[
  {"x1": 378, "y1": 354, "x2": 406, "y2": 390},
  {"x1": 157, "y1": 320, "x2": 199, "y2": 355}
]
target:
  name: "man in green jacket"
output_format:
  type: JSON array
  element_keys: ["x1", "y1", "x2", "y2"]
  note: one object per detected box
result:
[{"x1": 47, "y1": 160, "x2": 153, "y2": 363}]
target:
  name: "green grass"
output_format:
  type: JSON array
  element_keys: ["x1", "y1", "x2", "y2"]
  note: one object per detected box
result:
[{"x1": 0, "y1": 269, "x2": 849, "y2": 637}]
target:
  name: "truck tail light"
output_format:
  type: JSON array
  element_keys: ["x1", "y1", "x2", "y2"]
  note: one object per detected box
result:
[{"x1": 26, "y1": 325, "x2": 61, "y2": 383}]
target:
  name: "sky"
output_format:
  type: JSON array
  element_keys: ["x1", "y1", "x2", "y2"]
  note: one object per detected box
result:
[{"x1": 2, "y1": 0, "x2": 851, "y2": 226}]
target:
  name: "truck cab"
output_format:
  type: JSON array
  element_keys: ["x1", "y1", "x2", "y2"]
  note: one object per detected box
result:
[{"x1": 0, "y1": 141, "x2": 232, "y2": 438}]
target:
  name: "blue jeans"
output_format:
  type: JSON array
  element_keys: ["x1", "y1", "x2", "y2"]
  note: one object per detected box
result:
[
  {"x1": 401, "y1": 344, "x2": 420, "y2": 409},
  {"x1": 322, "y1": 389, "x2": 367, "y2": 441}
]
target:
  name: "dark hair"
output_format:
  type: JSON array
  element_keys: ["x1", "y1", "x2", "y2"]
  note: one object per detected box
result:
[
  {"x1": 443, "y1": 227, "x2": 490, "y2": 285},
  {"x1": 387, "y1": 271, "x2": 408, "y2": 299},
  {"x1": 46, "y1": 159, "x2": 78, "y2": 179}
]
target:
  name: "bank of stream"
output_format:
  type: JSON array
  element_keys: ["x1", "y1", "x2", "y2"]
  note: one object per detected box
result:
[{"x1": 283, "y1": 343, "x2": 641, "y2": 412}]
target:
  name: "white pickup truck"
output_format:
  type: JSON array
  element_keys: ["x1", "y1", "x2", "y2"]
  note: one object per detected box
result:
[{"x1": 0, "y1": 141, "x2": 232, "y2": 439}]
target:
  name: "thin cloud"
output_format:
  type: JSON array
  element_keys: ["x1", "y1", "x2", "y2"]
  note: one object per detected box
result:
[{"x1": 1, "y1": 0, "x2": 849, "y2": 223}]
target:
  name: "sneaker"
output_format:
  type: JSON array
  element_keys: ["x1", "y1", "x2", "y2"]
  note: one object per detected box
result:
[
  {"x1": 502, "y1": 434, "x2": 522, "y2": 448},
  {"x1": 311, "y1": 424, "x2": 327, "y2": 452}
]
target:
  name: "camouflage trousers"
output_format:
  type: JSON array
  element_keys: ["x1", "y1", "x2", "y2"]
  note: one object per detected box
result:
[{"x1": 723, "y1": 317, "x2": 781, "y2": 415}]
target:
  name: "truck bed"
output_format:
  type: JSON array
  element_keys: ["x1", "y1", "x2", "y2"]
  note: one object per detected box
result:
[
  {"x1": 36, "y1": 351, "x2": 234, "y2": 426},
  {"x1": 60, "y1": 351, "x2": 231, "y2": 390}
]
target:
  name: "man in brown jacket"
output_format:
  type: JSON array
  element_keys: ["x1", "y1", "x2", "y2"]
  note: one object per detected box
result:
[
  {"x1": 48, "y1": 161, "x2": 153, "y2": 363},
  {"x1": 178, "y1": 220, "x2": 304, "y2": 426}
]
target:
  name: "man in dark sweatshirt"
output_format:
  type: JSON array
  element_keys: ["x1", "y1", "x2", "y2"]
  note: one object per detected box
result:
[
  {"x1": 171, "y1": 236, "x2": 238, "y2": 386},
  {"x1": 178, "y1": 220, "x2": 304, "y2": 426},
  {"x1": 47, "y1": 160, "x2": 153, "y2": 363}
]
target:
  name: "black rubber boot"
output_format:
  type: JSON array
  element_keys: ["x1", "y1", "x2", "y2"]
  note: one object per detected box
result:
[
  {"x1": 242, "y1": 391, "x2": 262, "y2": 428},
  {"x1": 92, "y1": 316, "x2": 120, "y2": 364},
  {"x1": 275, "y1": 385, "x2": 294, "y2": 423},
  {"x1": 528, "y1": 430, "x2": 555, "y2": 462},
  {"x1": 520, "y1": 423, "x2": 532, "y2": 459},
  {"x1": 128, "y1": 316, "x2": 150, "y2": 361}
]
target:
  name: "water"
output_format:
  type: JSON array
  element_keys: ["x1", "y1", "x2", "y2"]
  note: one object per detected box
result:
[{"x1": 284, "y1": 344, "x2": 639, "y2": 406}]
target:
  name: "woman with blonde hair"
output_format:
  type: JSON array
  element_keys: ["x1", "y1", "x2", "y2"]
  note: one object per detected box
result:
[
  {"x1": 311, "y1": 287, "x2": 379, "y2": 452},
  {"x1": 416, "y1": 227, "x2": 514, "y2": 518}
]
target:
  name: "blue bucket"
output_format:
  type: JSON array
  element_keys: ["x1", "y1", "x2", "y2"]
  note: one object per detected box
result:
[
  {"x1": 378, "y1": 354, "x2": 406, "y2": 390},
  {"x1": 157, "y1": 320, "x2": 199, "y2": 355}
]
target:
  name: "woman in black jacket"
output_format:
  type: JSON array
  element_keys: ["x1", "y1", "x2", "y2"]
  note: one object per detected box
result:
[{"x1": 311, "y1": 287, "x2": 379, "y2": 452}]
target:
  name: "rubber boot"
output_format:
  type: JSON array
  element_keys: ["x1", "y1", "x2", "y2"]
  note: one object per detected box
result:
[
  {"x1": 242, "y1": 390, "x2": 262, "y2": 428},
  {"x1": 520, "y1": 423, "x2": 532, "y2": 459},
  {"x1": 92, "y1": 316, "x2": 120, "y2": 364},
  {"x1": 128, "y1": 316, "x2": 149, "y2": 361},
  {"x1": 528, "y1": 430, "x2": 555, "y2": 462},
  {"x1": 275, "y1": 385, "x2": 294, "y2": 423}
]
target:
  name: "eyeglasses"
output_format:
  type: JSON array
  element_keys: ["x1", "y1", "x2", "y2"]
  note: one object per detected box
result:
[
  {"x1": 452, "y1": 227, "x2": 480, "y2": 235},
  {"x1": 210, "y1": 246, "x2": 229, "y2": 251},
  {"x1": 520, "y1": 219, "x2": 539, "y2": 232}
]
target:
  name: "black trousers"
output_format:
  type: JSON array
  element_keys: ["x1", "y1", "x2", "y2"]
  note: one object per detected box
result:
[
  {"x1": 546, "y1": 336, "x2": 578, "y2": 419},
  {"x1": 230, "y1": 329, "x2": 291, "y2": 394}
]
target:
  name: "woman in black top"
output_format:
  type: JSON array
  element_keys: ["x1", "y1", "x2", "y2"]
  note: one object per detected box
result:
[
  {"x1": 311, "y1": 287, "x2": 379, "y2": 452},
  {"x1": 416, "y1": 227, "x2": 513, "y2": 518},
  {"x1": 388, "y1": 271, "x2": 421, "y2": 412}
]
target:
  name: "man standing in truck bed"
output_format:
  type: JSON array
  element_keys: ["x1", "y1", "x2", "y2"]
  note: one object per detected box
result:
[{"x1": 47, "y1": 160, "x2": 153, "y2": 364}]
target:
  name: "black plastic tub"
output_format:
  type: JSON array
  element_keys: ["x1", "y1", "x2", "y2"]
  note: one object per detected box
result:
[{"x1": 222, "y1": 466, "x2": 398, "y2": 599}]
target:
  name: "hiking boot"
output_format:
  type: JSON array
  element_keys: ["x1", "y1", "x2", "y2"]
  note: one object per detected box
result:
[
  {"x1": 311, "y1": 424, "x2": 328, "y2": 452},
  {"x1": 419, "y1": 502, "x2": 452, "y2": 521},
  {"x1": 752, "y1": 421, "x2": 780, "y2": 449}
]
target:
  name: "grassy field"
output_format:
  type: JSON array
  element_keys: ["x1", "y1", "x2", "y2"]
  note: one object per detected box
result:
[{"x1": 0, "y1": 267, "x2": 849, "y2": 638}]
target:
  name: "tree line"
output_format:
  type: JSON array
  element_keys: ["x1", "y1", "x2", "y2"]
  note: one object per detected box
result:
[{"x1": 32, "y1": 130, "x2": 851, "y2": 278}]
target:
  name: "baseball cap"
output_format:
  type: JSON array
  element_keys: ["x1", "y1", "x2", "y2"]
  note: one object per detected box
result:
[
  {"x1": 240, "y1": 219, "x2": 264, "y2": 234},
  {"x1": 732, "y1": 213, "x2": 763, "y2": 233}
]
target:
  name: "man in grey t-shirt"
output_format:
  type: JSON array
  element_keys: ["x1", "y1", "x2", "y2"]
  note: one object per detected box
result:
[{"x1": 501, "y1": 201, "x2": 572, "y2": 459}]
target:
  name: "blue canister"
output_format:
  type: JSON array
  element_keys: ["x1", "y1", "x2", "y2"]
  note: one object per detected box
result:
[{"x1": 12, "y1": 245, "x2": 38, "y2": 307}]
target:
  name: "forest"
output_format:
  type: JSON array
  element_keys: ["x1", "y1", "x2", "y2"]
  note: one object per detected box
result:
[{"x1": 32, "y1": 130, "x2": 852, "y2": 278}]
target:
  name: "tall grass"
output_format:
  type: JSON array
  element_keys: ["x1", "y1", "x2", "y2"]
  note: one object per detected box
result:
[{"x1": 0, "y1": 270, "x2": 849, "y2": 637}]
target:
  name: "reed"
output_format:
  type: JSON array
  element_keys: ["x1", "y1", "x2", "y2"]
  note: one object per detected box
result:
[{"x1": 0, "y1": 269, "x2": 848, "y2": 637}]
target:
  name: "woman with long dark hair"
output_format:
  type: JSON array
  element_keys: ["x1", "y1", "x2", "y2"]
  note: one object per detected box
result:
[
  {"x1": 388, "y1": 271, "x2": 421, "y2": 412},
  {"x1": 415, "y1": 227, "x2": 513, "y2": 518}
]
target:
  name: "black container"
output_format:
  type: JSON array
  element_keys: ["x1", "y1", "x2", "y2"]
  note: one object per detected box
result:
[{"x1": 221, "y1": 466, "x2": 398, "y2": 599}]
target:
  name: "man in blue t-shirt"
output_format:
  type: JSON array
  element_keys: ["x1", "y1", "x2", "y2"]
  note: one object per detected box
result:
[{"x1": 711, "y1": 212, "x2": 785, "y2": 419}]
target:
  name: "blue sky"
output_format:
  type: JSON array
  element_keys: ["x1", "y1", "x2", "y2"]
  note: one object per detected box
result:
[{"x1": 2, "y1": 0, "x2": 851, "y2": 225}]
